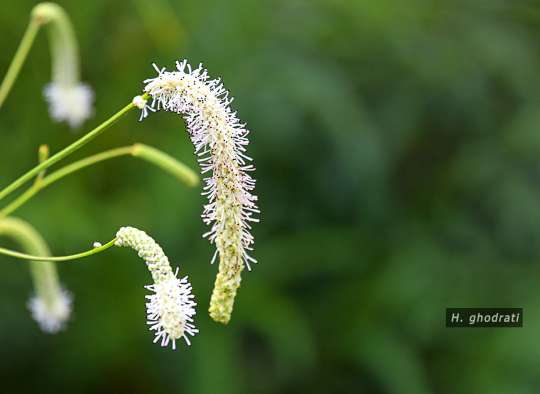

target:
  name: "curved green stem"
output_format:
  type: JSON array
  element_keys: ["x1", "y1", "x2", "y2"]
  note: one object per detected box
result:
[
  {"x1": 0, "y1": 18, "x2": 41, "y2": 108},
  {"x1": 0, "y1": 238, "x2": 117, "y2": 262},
  {"x1": 0, "y1": 143, "x2": 198, "y2": 217},
  {"x1": 0, "y1": 100, "x2": 136, "y2": 202},
  {"x1": 0, "y1": 146, "x2": 131, "y2": 217},
  {"x1": 40, "y1": 146, "x2": 133, "y2": 186},
  {"x1": 35, "y1": 144, "x2": 50, "y2": 185},
  {"x1": 0, "y1": 217, "x2": 61, "y2": 307}
]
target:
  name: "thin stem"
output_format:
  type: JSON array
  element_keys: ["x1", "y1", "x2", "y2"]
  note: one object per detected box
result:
[
  {"x1": 0, "y1": 142, "x2": 198, "y2": 217},
  {"x1": 0, "y1": 145, "x2": 54, "y2": 217},
  {"x1": 0, "y1": 238, "x2": 117, "y2": 262},
  {"x1": 0, "y1": 217, "x2": 65, "y2": 317},
  {"x1": 42, "y1": 146, "x2": 134, "y2": 186},
  {"x1": 0, "y1": 18, "x2": 41, "y2": 108},
  {"x1": 35, "y1": 144, "x2": 50, "y2": 185},
  {"x1": 0, "y1": 146, "x2": 132, "y2": 217},
  {"x1": 0, "y1": 100, "x2": 136, "y2": 202},
  {"x1": 1, "y1": 186, "x2": 40, "y2": 218}
]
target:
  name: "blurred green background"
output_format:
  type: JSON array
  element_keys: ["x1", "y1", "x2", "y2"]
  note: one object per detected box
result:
[{"x1": 1, "y1": 0, "x2": 540, "y2": 393}]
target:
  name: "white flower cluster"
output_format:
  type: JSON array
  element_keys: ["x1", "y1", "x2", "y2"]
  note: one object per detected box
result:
[
  {"x1": 44, "y1": 82, "x2": 94, "y2": 128},
  {"x1": 140, "y1": 60, "x2": 259, "y2": 323},
  {"x1": 115, "y1": 226, "x2": 197, "y2": 349},
  {"x1": 28, "y1": 287, "x2": 72, "y2": 333},
  {"x1": 32, "y1": 3, "x2": 94, "y2": 129}
]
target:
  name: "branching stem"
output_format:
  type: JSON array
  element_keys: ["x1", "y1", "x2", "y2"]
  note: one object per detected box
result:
[
  {"x1": 0, "y1": 141, "x2": 198, "y2": 218},
  {"x1": 0, "y1": 99, "x2": 138, "y2": 202}
]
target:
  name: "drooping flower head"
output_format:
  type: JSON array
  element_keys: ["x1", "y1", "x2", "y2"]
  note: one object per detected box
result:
[
  {"x1": 28, "y1": 286, "x2": 72, "y2": 333},
  {"x1": 115, "y1": 226, "x2": 197, "y2": 349},
  {"x1": 0, "y1": 217, "x2": 72, "y2": 333},
  {"x1": 140, "y1": 60, "x2": 259, "y2": 324},
  {"x1": 32, "y1": 3, "x2": 93, "y2": 128}
]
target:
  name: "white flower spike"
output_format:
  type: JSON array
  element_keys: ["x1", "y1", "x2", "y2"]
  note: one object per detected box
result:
[
  {"x1": 32, "y1": 3, "x2": 94, "y2": 128},
  {"x1": 141, "y1": 60, "x2": 259, "y2": 324},
  {"x1": 28, "y1": 287, "x2": 72, "y2": 333},
  {"x1": 43, "y1": 83, "x2": 93, "y2": 128},
  {"x1": 115, "y1": 226, "x2": 197, "y2": 349}
]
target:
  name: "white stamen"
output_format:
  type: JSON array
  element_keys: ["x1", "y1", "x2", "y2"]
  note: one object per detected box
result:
[{"x1": 115, "y1": 226, "x2": 198, "y2": 348}]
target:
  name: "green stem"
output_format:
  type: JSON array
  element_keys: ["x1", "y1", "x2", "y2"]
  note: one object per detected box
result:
[
  {"x1": 1, "y1": 187, "x2": 40, "y2": 218},
  {"x1": 0, "y1": 18, "x2": 41, "y2": 108},
  {"x1": 35, "y1": 144, "x2": 50, "y2": 185},
  {"x1": 0, "y1": 238, "x2": 117, "y2": 262},
  {"x1": 0, "y1": 100, "x2": 136, "y2": 202},
  {"x1": 0, "y1": 143, "x2": 198, "y2": 217},
  {"x1": 41, "y1": 146, "x2": 133, "y2": 186},
  {"x1": 0, "y1": 217, "x2": 64, "y2": 316},
  {"x1": 0, "y1": 146, "x2": 132, "y2": 217},
  {"x1": 0, "y1": 145, "x2": 53, "y2": 217}
]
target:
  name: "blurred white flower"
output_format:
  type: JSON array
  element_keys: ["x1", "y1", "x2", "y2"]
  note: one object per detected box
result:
[
  {"x1": 32, "y1": 3, "x2": 94, "y2": 128},
  {"x1": 0, "y1": 217, "x2": 73, "y2": 334},
  {"x1": 115, "y1": 226, "x2": 197, "y2": 349},
  {"x1": 28, "y1": 287, "x2": 72, "y2": 333},
  {"x1": 141, "y1": 60, "x2": 259, "y2": 324},
  {"x1": 44, "y1": 82, "x2": 93, "y2": 128}
]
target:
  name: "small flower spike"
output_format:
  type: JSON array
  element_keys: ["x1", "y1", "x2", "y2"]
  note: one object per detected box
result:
[
  {"x1": 28, "y1": 287, "x2": 72, "y2": 333},
  {"x1": 43, "y1": 83, "x2": 93, "y2": 128},
  {"x1": 0, "y1": 217, "x2": 72, "y2": 333},
  {"x1": 32, "y1": 3, "x2": 94, "y2": 128},
  {"x1": 115, "y1": 226, "x2": 197, "y2": 349},
  {"x1": 141, "y1": 60, "x2": 259, "y2": 324}
]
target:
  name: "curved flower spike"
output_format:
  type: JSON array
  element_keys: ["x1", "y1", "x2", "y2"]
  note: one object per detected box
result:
[
  {"x1": 32, "y1": 3, "x2": 93, "y2": 128},
  {"x1": 140, "y1": 60, "x2": 259, "y2": 324},
  {"x1": 115, "y1": 226, "x2": 197, "y2": 349},
  {"x1": 0, "y1": 217, "x2": 71, "y2": 333}
]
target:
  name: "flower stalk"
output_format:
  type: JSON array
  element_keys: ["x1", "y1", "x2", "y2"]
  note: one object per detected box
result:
[
  {"x1": 0, "y1": 143, "x2": 198, "y2": 218},
  {"x1": 0, "y1": 238, "x2": 117, "y2": 262},
  {"x1": 0, "y1": 99, "x2": 136, "y2": 202},
  {"x1": 0, "y1": 17, "x2": 40, "y2": 108}
]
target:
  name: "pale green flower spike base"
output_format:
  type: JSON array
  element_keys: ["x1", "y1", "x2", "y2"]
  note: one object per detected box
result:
[{"x1": 208, "y1": 254, "x2": 244, "y2": 324}]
